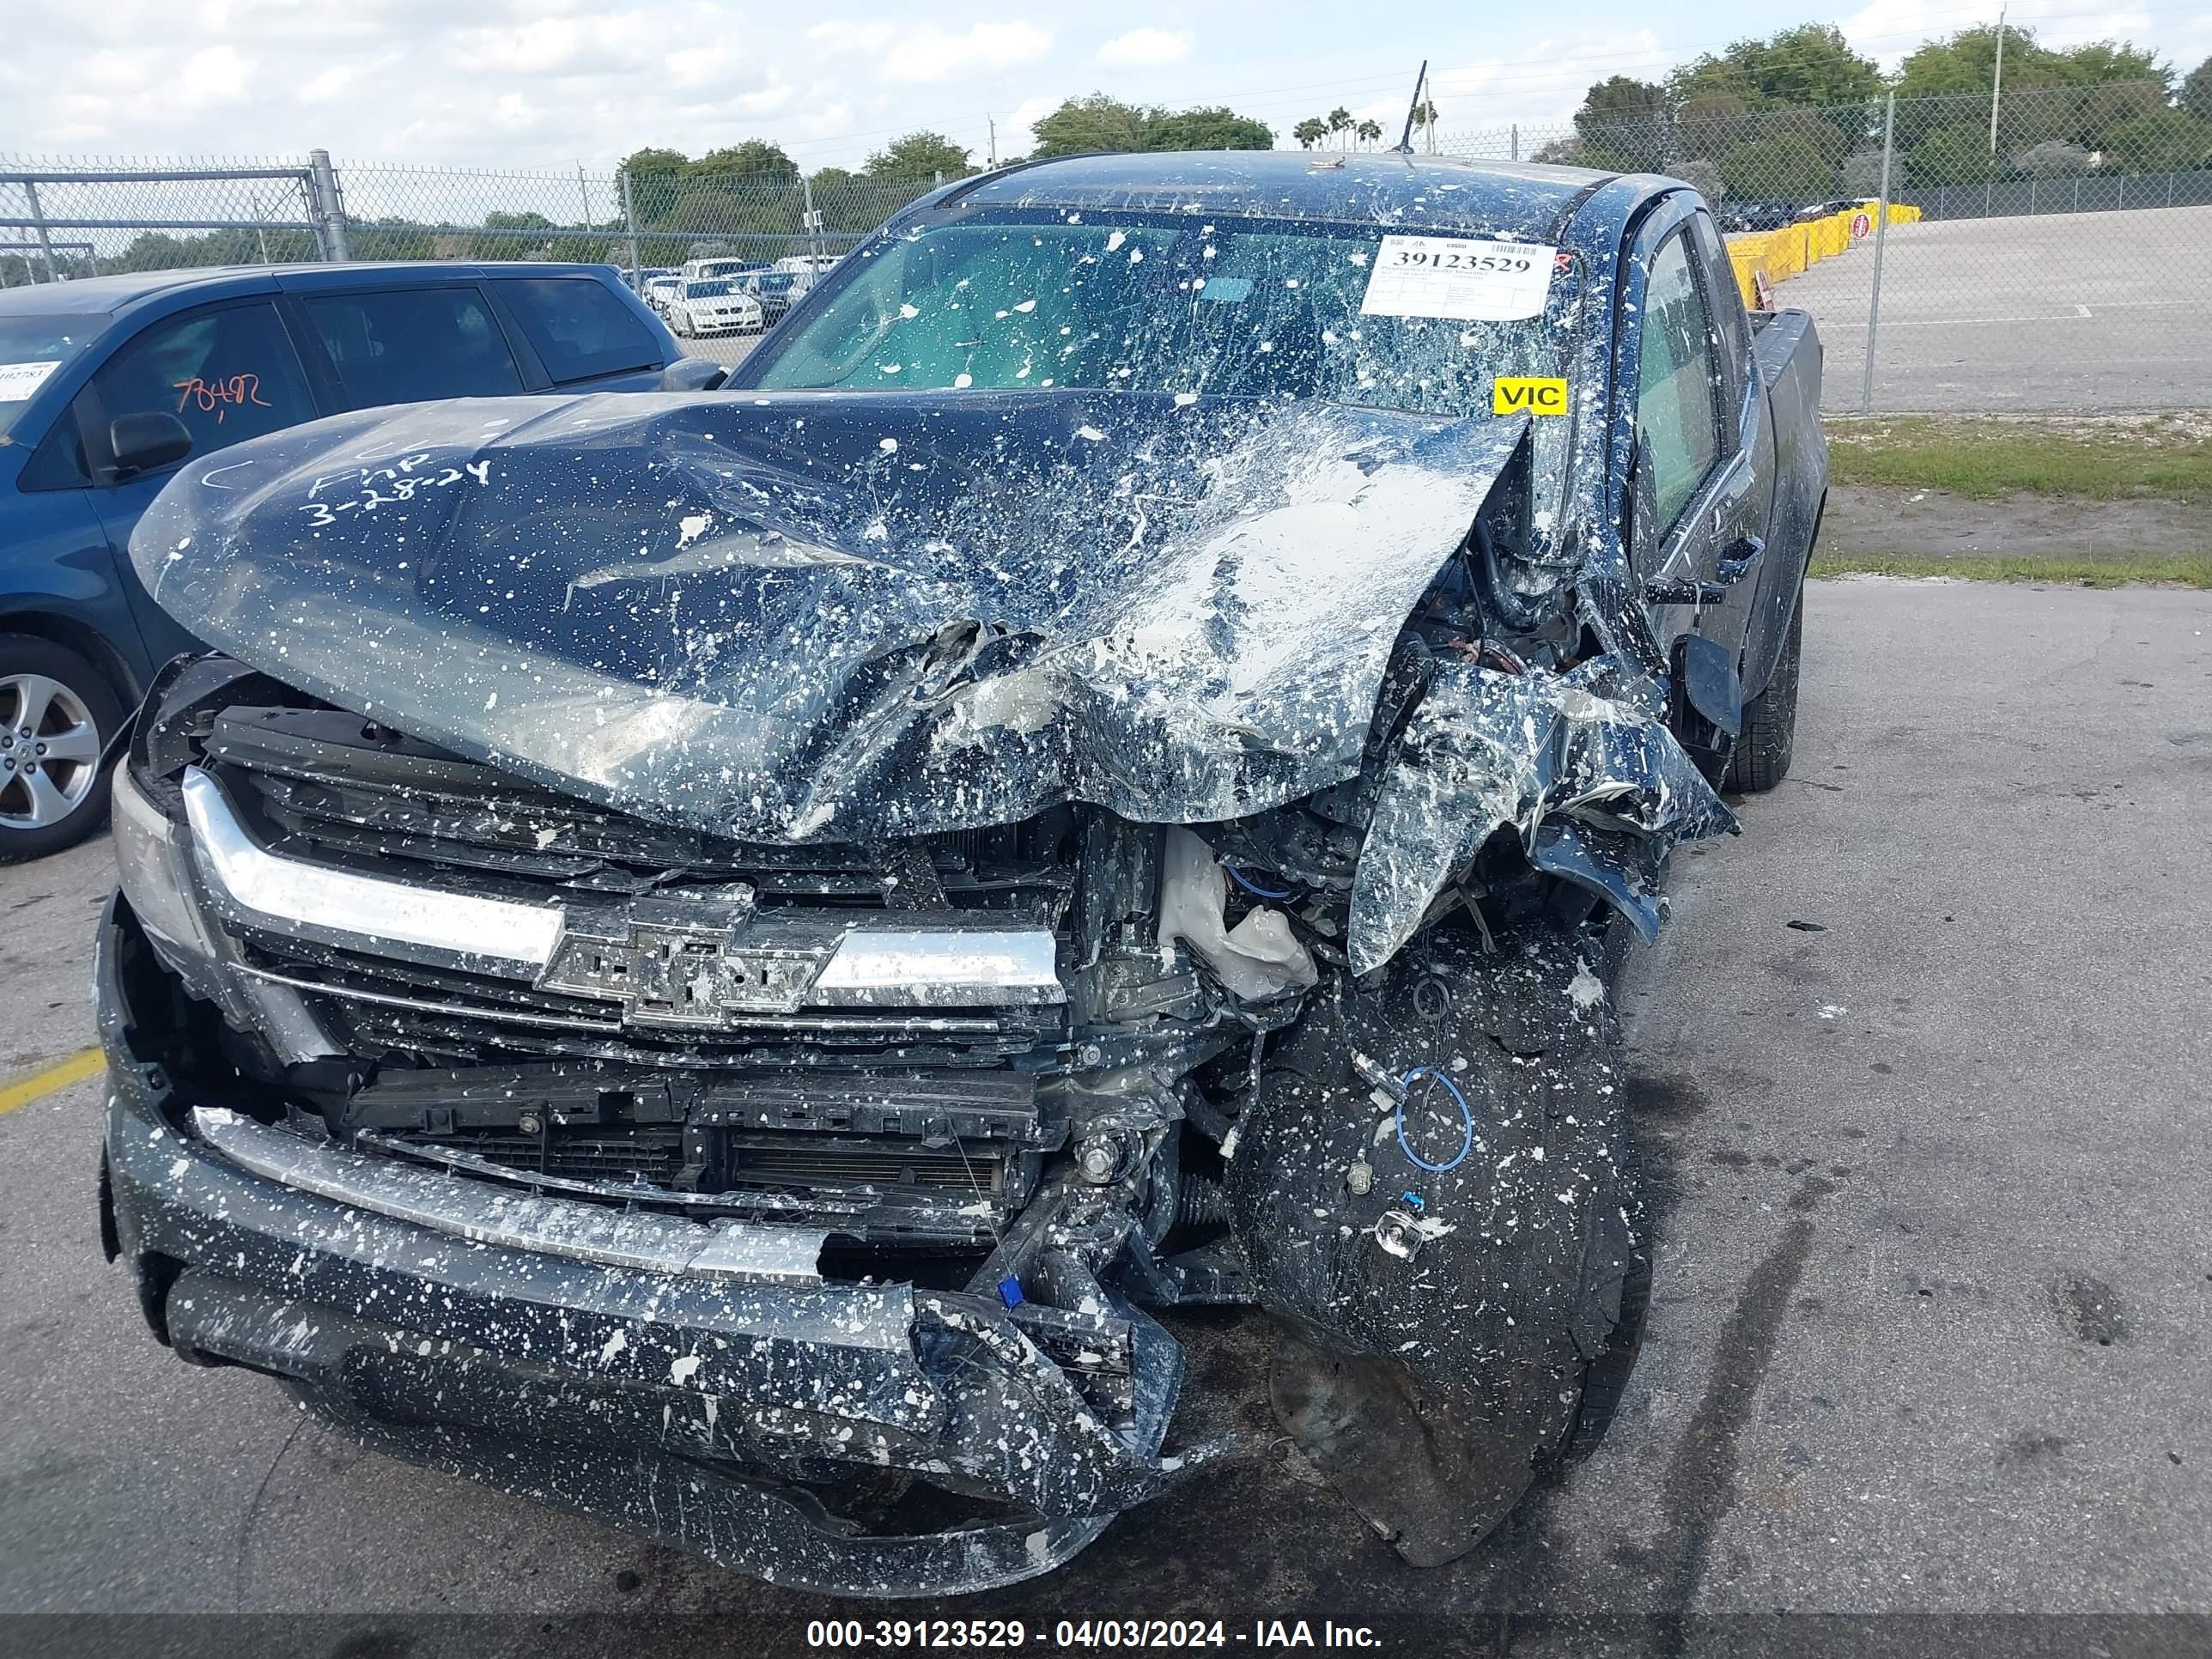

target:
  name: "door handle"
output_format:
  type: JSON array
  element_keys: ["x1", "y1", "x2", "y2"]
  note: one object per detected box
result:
[
  {"x1": 1643, "y1": 576, "x2": 1729, "y2": 606},
  {"x1": 1716, "y1": 534, "x2": 1765, "y2": 586}
]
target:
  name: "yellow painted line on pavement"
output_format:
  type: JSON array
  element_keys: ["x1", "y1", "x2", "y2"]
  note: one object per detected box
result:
[{"x1": 0, "y1": 1047, "x2": 106, "y2": 1116}]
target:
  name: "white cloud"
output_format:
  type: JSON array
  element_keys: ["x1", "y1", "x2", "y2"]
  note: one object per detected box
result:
[
  {"x1": 295, "y1": 64, "x2": 358, "y2": 105},
  {"x1": 809, "y1": 18, "x2": 1053, "y2": 85},
  {"x1": 1097, "y1": 27, "x2": 1193, "y2": 70}
]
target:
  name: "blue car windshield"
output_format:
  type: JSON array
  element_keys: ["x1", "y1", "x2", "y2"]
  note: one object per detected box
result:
[
  {"x1": 683, "y1": 280, "x2": 737, "y2": 299},
  {"x1": 748, "y1": 210, "x2": 1583, "y2": 419},
  {"x1": 0, "y1": 313, "x2": 102, "y2": 438}
]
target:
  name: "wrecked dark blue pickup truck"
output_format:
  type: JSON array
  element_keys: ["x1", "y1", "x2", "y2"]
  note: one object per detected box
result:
[{"x1": 95, "y1": 151, "x2": 1825, "y2": 1593}]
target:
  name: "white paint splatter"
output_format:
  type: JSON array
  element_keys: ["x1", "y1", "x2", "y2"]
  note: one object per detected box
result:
[{"x1": 1568, "y1": 961, "x2": 1607, "y2": 1010}]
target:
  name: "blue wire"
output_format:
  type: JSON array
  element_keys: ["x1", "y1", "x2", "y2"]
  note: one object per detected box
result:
[
  {"x1": 1224, "y1": 863, "x2": 1293, "y2": 900},
  {"x1": 1395, "y1": 1066, "x2": 1474, "y2": 1174}
]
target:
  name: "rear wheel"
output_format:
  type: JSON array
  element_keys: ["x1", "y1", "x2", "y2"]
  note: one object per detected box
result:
[
  {"x1": 1727, "y1": 582, "x2": 1802, "y2": 793},
  {"x1": 0, "y1": 635, "x2": 125, "y2": 863}
]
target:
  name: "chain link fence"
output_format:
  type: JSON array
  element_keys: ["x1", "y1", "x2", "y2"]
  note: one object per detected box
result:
[
  {"x1": 0, "y1": 153, "x2": 946, "y2": 285},
  {"x1": 9, "y1": 88, "x2": 2212, "y2": 410},
  {"x1": 1422, "y1": 82, "x2": 2212, "y2": 412}
]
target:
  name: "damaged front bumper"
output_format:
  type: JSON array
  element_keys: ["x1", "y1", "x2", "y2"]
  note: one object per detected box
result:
[{"x1": 96, "y1": 895, "x2": 1200, "y2": 1598}]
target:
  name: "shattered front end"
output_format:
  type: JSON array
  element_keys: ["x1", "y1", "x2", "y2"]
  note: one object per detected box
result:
[{"x1": 100, "y1": 389, "x2": 1733, "y2": 1589}]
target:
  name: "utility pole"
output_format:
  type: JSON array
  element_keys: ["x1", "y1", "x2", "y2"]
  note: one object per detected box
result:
[
  {"x1": 1863, "y1": 91, "x2": 1896, "y2": 414},
  {"x1": 620, "y1": 168, "x2": 641, "y2": 282},
  {"x1": 988, "y1": 115, "x2": 998, "y2": 169},
  {"x1": 1989, "y1": 3, "x2": 2008, "y2": 155}
]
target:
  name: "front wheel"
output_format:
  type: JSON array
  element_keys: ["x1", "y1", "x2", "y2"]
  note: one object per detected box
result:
[
  {"x1": 0, "y1": 635, "x2": 125, "y2": 863},
  {"x1": 1727, "y1": 582, "x2": 1803, "y2": 793}
]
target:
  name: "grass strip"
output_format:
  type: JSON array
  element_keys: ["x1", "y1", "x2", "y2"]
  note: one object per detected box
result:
[
  {"x1": 1810, "y1": 550, "x2": 2212, "y2": 588},
  {"x1": 1825, "y1": 414, "x2": 2212, "y2": 502}
]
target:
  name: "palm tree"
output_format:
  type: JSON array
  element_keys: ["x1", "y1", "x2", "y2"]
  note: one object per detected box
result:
[
  {"x1": 1356, "y1": 118, "x2": 1383, "y2": 149},
  {"x1": 1294, "y1": 117, "x2": 1328, "y2": 149},
  {"x1": 1328, "y1": 106, "x2": 1352, "y2": 150}
]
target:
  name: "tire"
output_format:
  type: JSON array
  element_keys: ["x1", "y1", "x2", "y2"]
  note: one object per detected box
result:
[
  {"x1": 672, "y1": 309, "x2": 690, "y2": 338},
  {"x1": 1560, "y1": 1142, "x2": 1651, "y2": 1461},
  {"x1": 1228, "y1": 924, "x2": 1649, "y2": 1562},
  {"x1": 0, "y1": 635, "x2": 125, "y2": 863},
  {"x1": 1726, "y1": 580, "x2": 1802, "y2": 793}
]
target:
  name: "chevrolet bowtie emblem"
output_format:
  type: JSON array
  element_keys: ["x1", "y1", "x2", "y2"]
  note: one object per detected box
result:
[{"x1": 535, "y1": 888, "x2": 830, "y2": 1026}]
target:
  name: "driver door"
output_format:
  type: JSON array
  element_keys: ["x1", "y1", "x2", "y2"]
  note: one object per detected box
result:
[{"x1": 1628, "y1": 227, "x2": 1761, "y2": 688}]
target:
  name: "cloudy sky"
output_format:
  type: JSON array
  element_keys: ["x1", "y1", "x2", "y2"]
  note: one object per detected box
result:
[{"x1": 3, "y1": 0, "x2": 2206, "y2": 173}]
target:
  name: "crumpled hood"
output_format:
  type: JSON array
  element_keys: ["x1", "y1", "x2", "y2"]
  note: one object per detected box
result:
[{"x1": 134, "y1": 389, "x2": 1527, "y2": 842}]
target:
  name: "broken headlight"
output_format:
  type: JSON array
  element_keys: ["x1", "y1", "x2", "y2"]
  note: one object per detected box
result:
[{"x1": 110, "y1": 760, "x2": 220, "y2": 969}]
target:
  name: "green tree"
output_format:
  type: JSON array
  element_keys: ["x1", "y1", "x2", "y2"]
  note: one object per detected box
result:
[
  {"x1": 1899, "y1": 26, "x2": 2167, "y2": 99},
  {"x1": 1574, "y1": 76, "x2": 1670, "y2": 170},
  {"x1": 621, "y1": 148, "x2": 689, "y2": 188},
  {"x1": 690, "y1": 141, "x2": 799, "y2": 183},
  {"x1": 1674, "y1": 92, "x2": 1752, "y2": 165},
  {"x1": 1672, "y1": 25, "x2": 1880, "y2": 109},
  {"x1": 866, "y1": 131, "x2": 973, "y2": 179},
  {"x1": 2058, "y1": 40, "x2": 2170, "y2": 93},
  {"x1": 1327, "y1": 106, "x2": 1352, "y2": 149},
  {"x1": 2183, "y1": 57, "x2": 2212, "y2": 121},
  {"x1": 1354, "y1": 118, "x2": 1384, "y2": 149},
  {"x1": 1030, "y1": 94, "x2": 1273, "y2": 156},
  {"x1": 474, "y1": 210, "x2": 554, "y2": 259},
  {"x1": 1293, "y1": 117, "x2": 1328, "y2": 149},
  {"x1": 1908, "y1": 122, "x2": 2002, "y2": 186},
  {"x1": 621, "y1": 148, "x2": 691, "y2": 225},
  {"x1": 1147, "y1": 107, "x2": 1273, "y2": 150},
  {"x1": 1030, "y1": 94, "x2": 1153, "y2": 155},
  {"x1": 2101, "y1": 108, "x2": 2212, "y2": 171},
  {"x1": 1673, "y1": 25, "x2": 1878, "y2": 165},
  {"x1": 1719, "y1": 134, "x2": 1834, "y2": 201}
]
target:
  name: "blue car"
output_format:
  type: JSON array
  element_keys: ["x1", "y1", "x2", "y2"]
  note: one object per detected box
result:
[{"x1": 0, "y1": 261, "x2": 703, "y2": 860}]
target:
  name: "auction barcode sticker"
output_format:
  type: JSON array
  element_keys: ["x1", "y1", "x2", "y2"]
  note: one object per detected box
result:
[
  {"x1": 1360, "y1": 237, "x2": 1556, "y2": 322},
  {"x1": 0, "y1": 360, "x2": 61, "y2": 403}
]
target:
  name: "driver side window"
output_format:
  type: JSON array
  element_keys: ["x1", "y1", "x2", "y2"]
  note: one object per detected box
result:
[{"x1": 1634, "y1": 233, "x2": 1723, "y2": 536}]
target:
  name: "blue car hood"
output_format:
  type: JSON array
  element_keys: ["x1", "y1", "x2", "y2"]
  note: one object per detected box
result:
[{"x1": 132, "y1": 389, "x2": 1524, "y2": 842}]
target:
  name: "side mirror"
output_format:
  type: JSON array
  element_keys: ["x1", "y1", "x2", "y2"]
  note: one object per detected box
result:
[
  {"x1": 108, "y1": 411, "x2": 193, "y2": 480},
  {"x1": 659, "y1": 357, "x2": 727, "y2": 392}
]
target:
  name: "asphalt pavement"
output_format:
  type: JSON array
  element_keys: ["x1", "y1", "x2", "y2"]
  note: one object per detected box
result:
[
  {"x1": 1, "y1": 579, "x2": 2208, "y2": 1659},
  {"x1": 1781, "y1": 205, "x2": 2212, "y2": 413}
]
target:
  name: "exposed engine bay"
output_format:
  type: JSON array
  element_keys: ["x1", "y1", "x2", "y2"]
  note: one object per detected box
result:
[{"x1": 102, "y1": 383, "x2": 1742, "y2": 1592}]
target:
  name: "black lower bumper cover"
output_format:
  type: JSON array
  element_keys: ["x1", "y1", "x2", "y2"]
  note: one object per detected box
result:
[{"x1": 95, "y1": 896, "x2": 1194, "y2": 1596}]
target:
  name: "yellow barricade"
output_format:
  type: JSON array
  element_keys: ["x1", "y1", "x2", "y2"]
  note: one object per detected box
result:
[{"x1": 1724, "y1": 202, "x2": 1919, "y2": 310}]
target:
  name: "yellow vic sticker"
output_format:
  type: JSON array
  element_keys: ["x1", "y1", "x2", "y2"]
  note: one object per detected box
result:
[{"x1": 1492, "y1": 377, "x2": 1569, "y2": 415}]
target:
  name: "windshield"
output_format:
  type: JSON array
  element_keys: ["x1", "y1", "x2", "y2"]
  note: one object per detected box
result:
[
  {"x1": 0, "y1": 314, "x2": 102, "y2": 438},
  {"x1": 683, "y1": 280, "x2": 741, "y2": 300},
  {"x1": 750, "y1": 210, "x2": 1582, "y2": 418}
]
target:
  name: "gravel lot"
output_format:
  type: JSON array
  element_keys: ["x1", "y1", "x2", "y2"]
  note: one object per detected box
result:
[
  {"x1": 1782, "y1": 205, "x2": 2212, "y2": 413},
  {"x1": 2, "y1": 580, "x2": 2208, "y2": 1658}
]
